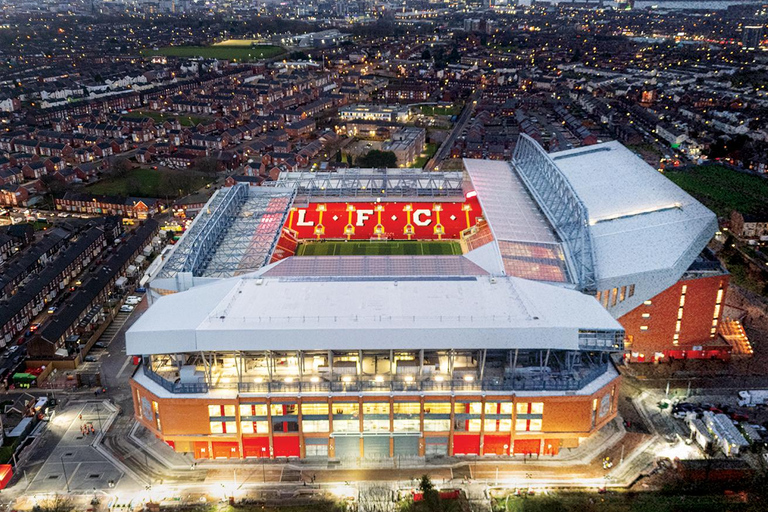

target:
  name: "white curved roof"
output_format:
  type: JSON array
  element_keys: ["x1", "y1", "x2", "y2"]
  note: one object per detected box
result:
[
  {"x1": 550, "y1": 142, "x2": 717, "y2": 283},
  {"x1": 126, "y1": 264, "x2": 622, "y2": 356}
]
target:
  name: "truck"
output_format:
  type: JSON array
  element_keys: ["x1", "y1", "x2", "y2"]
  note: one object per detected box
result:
[{"x1": 737, "y1": 390, "x2": 768, "y2": 407}]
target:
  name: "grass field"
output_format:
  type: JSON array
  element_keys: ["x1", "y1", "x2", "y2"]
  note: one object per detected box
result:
[
  {"x1": 420, "y1": 104, "x2": 462, "y2": 116},
  {"x1": 413, "y1": 142, "x2": 439, "y2": 169},
  {"x1": 296, "y1": 240, "x2": 462, "y2": 256},
  {"x1": 664, "y1": 165, "x2": 768, "y2": 217},
  {"x1": 141, "y1": 44, "x2": 285, "y2": 61},
  {"x1": 123, "y1": 110, "x2": 210, "y2": 127},
  {"x1": 497, "y1": 492, "x2": 758, "y2": 512},
  {"x1": 86, "y1": 168, "x2": 210, "y2": 198}
]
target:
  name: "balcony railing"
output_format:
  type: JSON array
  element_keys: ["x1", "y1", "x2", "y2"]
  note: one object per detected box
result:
[{"x1": 141, "y1": 363, "x2": 610, "y2": 395}]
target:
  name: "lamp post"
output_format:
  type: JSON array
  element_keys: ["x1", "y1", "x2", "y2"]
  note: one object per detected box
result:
[{"x1": 261, "y1": 447, "x2": 266, "y2": 483}]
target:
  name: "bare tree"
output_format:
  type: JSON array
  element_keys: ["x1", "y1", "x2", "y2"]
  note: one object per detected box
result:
[{"x1": 35, "y1": 494, "x2": 74, "y2": 512}]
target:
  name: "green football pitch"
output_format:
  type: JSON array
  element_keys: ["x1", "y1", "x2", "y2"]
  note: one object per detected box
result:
[{"x1": 296, "y1": 241, "x2": 462, "y2": 256}]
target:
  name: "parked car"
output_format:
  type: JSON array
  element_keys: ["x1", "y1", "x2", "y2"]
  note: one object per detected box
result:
[
  {"x1": 135, "y1": 287, "x2": 146, "y2": 294},
  {"x1": 119, "y1": 305, "x2": 134, "y2": 313},
  {"x1": 84, "y1": 355, "x2": 98, "y2": 362}
]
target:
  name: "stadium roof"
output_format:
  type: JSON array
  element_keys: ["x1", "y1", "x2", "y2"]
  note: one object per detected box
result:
[
  {"x1": 550, "y1": 142, "x2": 717, "y2": 283},
  {"x1": 156, "y1": 185, "x2": 296, "y2": 279},
  {"x1": 465, "y1": 138, "x2": 717, "y2": 317},
  {"x1": 126, "y1": 267, "x2": 623, "y2": 356},
  {"x1": 269, "y1": 168, "x2": 465, "y2": 198}
]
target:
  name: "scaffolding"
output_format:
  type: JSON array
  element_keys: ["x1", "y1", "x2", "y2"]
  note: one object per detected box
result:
[
  {"x1": 158, "y1": 185, "x2": 296, "y2": 279},
  {"x1": 512, "y1": 135, "x2": 597, "y2": 293}
]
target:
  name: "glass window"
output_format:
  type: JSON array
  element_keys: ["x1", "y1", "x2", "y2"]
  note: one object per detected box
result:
[
  {"x1": 332, "y1": 403, "x2": 359, "y2": 415},
  {"x1": 393, "y1": 418, "x2": 420, "y2": 432},
  {"x1": 393, "y1": 402, "x2": 420, "y2": 415},
  {"x1": 500, "y1": 403, "x2": 514, "y2": 415},
  {"x1": 363, "y1": 402, "x2": 390, "y2": 415},
  {"x1": 301, "y1": 403, "x2": 329, "y2": 415},
  {"x1": 483, "y1": 419, "x2": 497, "y2": 432},
  {"x1": 302, "y1": 420, "x2": 330, "y2": 433},
  {"x1": 225, "y1": 421, "x2": 237, "y2": 433},
  {"x1": 424, "y1": 402, "x2": 451, "y2": 414},
  {"x1": 423, "y1": 419, "x2": 451, "y2": 432},
  {"x1": 208, "y1": 405, "x2": 222, "y2": 417},
  {"x1": 210, "y1": 421, "x2": 224, "y2": 434},
  {"x1": 363, "y1": 419, "x2": 390, "y2": 432},
  {"x1": 454, "y1": 402, "x2": 482, "y2": 414},
  {"x1": 468, "y1": 419, "x2": 482, "y2": 432},
  {"x1": 530, "y1": 402, "x2": 544, "y2": 415},
  {"x1": 516, "y1": 403, "x2": 528, "y2": 414},
  {"x1": 240, "y1": 421, "x2": 269, "y2": 434},
  {"x1": 223, "y1": 405, "x2": 236, "y2": 417},
  {"x1": 332, "y1": 419, "x2": 359, "y2": 433},
  {"x1": 529, "y1": 419, "x2": 542, "y2": 431},
  {"x1": 272, "y1": 420, "x2": 299, "y2": 432},
  {"x1": 499, "y1": 419, "x2": 512, "y2": 432},
  {"x1": 270, "y1": 403, "x2": 297, "y2": 416},
  {"x1": 240, "y1": 404, "x2": 268, "y2": 416},
  {"x1": 484, "y1": 403, "x2": 498, "y2": 414},
  {"x1": 515, "y1": 419, "x2": 528, "y2": 432}
]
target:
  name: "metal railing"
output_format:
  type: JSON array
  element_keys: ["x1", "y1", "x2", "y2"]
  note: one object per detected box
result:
[{"x1": 141, "y1": 363, "x2": 609, "y2": 395}]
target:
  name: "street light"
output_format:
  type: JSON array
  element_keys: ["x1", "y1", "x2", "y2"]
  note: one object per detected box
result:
[{"x1": 261, "y1": 447, "x2": 266, "y2": 482}]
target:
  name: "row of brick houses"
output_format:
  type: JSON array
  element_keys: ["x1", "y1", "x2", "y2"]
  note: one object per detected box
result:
[
  {"x1": 55, "y1": 192, "x2": 163, "y2": 219},
  {"x1": 29, "y1": 219, "x2": 159, "y2": 361},
  {"x1": 0, "y1": 218, "x2": 121, "y2": 347}
]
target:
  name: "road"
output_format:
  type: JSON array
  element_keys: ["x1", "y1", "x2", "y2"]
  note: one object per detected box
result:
[{"x1": 425, "y1": 91, "x2": 480, "y2": 171}]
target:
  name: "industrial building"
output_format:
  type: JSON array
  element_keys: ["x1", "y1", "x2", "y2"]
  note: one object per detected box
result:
[{"x1": 128, "y1": 135, "x2": 723, "y2": 460}]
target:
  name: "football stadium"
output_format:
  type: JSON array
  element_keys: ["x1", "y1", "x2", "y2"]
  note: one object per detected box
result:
[{"x1": 128, "y1": 135, "x2": 732, "y2": 460}]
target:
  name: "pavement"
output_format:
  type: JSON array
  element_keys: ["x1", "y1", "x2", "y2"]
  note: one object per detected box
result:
[{"x1": 1, "y1": 289, "x2": 739, "y2": 511}]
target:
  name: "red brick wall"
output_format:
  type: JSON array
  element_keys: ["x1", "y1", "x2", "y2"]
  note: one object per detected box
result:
[{"x1": 619, "y1": 274, "x2": 729, "y2": 358}]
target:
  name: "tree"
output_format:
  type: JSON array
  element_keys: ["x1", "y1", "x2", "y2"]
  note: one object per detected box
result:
[
  {"x1": 193, "y1": 156, "x2": 220, "y2": 175},
  {"x1": 125, "y1": 176, "x2": 143, "y2": 197},
  {"x1": 418, "y1": 475, "x2": 440, "y2": 512},
  {"x1": 34, "y1": 494, "x2": 73, "y2": 512},
  {"x1": 421, "y1": 49, "x2": 432, "y2": 60},
  {"x1": 110, "y1": 157, "x2": 131, "y2": 178},
  {"x1": 357, "y1": 150, "x2": 397, "y2": 168}
]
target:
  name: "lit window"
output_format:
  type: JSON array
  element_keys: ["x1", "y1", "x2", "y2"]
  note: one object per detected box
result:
[
  {"x1": 644, "y1": 300, "x2": 652, "y2": 306},
  {"x1": 363, "y1": 402, "x2": 390, "y2": 415},
  {"x1": 424, "y1": 402, "x2": 451, "y2": 414},
  {"x1": 468, "y1": 419, "x2": 482, "y2": 432},
  {"x1": 362, "y1": 419, "x2": 390, "y2": 432},
  {"x1": 270, "y1": 403, "x2": 297, "y2": 416},
  {"x1": 423, "y1": 419, "x2": 451, "y2": 431},
  {"x1": 500, "y1": 403, "x2": 514, "y2": 415},
  {"x1": 210, "y1": 421, "x2": 224, "y2": 434},
  {"x1": 240, "y1": 404, "x2": 267, "y2": 416},
  {"x1": 619, "y1": 286, "x2": 626, "y2": 302},
  {"x1": 530, "y1": 402, "x2": 544, "y2": 414},
  {"x1": 516, "y1": 403, "x2": 529, "y2": 414},
  {"x1": 681, "y1": 285, "x2": 688, "y2": 294},
  {"x1": 332, "y1": 419, "x2": 359, "y2": 433},
  {"x1": 301, "y1": 403, "x2": 329, "y2": 415},
  {"x1": 529, "y1": 419, "x2": 542, "y2": 431},
  {"x1": 640, "y1": 326, "x2": 649, "y2": 331},
  {"x1": 393, "y1": 402, "x2": 420, "y2": 415},
  {"x1": 678, "y1": 307, "x2": 684, "y2": 320},
  {"x1": 611, "y1": 288, "x2": 618, "y2": 307},
  {"x1": 240, "y1": 421, "x2": 269, "y2": 434},
  {"x1": 498, "y1": 419, "x2": 512, "y2": 432},
  {"x1": 641, "y1": 313, "x2": 650, "y2": 318},
  {"x1": 515, "y1": 419, "x2": 528, "y2": 431},
  {"x1": 223, "y1": 405, "x2": 236, "y2": 417},
  {"x1": 393, "y1": 419, "x2": 420, "y2": 432},
  {"x1": 208, "y1": 405, "x2": 222, "y2": 417},
  {"x1": 302, "y1": 420, "x2": 330, "y2": 432},
  {"x1": 333, "y1": 403, "x2": 359, "y2": 415}
]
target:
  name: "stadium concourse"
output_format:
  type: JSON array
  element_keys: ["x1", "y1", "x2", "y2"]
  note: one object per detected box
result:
[{"x1": 128, "y1": 135, "x2": 727, "y2": 461}]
